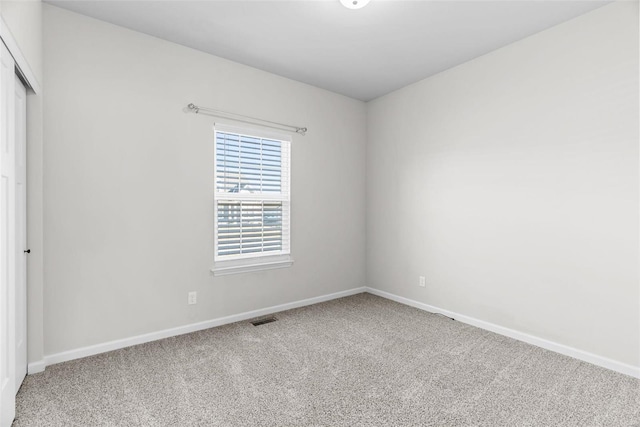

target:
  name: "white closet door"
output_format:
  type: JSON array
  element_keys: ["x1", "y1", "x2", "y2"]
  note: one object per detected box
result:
[
  {"x1": 0, "y1": 41, "x2": 16, "y2": 427},
  {"x1": 14, "y1": 75, "x2": 26, "y2": 393}
]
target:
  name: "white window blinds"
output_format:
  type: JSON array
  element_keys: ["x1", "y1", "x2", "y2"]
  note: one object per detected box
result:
[{"x1": 214, "y1": 125, "x2": 291, "y2": 261}]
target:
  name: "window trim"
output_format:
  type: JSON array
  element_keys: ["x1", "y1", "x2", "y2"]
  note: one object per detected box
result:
[
  {"x1": 211, "y1": 254, "x2": 294, "y2": 277},
  {"x1": 212, "y1": 123, "x2": 292, "y2": 275}
]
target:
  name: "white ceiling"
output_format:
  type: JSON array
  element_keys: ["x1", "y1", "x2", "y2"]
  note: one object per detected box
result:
[{"x1": 46, "y1": 0, "x2": 609, "y2": 101}]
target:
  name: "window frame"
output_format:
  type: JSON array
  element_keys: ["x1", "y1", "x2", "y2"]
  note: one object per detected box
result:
[{"x1": 212, "y1": 123, "x2": 293, "y2": 276}]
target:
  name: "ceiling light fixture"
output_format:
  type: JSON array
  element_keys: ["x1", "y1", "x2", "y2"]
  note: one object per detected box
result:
[{"x1": 340, "y1": 0, "x2": 371, "y2": 10}]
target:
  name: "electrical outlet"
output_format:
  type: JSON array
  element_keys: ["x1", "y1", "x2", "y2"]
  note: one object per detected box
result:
[
  {"x1": 419, "y1": 276, "x2": 426, "y2": 287},
  {"x1": 188, "y1": 291, "x2": 197, "y2": 305}
]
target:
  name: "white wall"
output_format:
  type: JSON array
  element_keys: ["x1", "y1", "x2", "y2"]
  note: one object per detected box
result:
[
  {"x1": 43, "y1": 5, "x2": 366, "y2": 356},
  {"x1": 0, "y1": 0, "x2": 44, "y2": 367},
  {"x1": 367, "y1": 1, "x2": 639, "y2": 368},
  {"x1": 42, "y1": 1, "x2": 639, "y2": 372}
]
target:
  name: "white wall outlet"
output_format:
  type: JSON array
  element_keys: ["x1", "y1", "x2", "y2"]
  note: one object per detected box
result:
[
  {"x1": 188, "y1": 291, "x2": 197, "y2": 305},
  {"x1": 419, "y1": 276, "x2": 426, "y2": 287}
]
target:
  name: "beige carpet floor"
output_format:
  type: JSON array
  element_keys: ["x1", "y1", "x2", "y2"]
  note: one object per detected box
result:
[{"x1": 14, "y1": 293, "x2": 640, "y2": 426}]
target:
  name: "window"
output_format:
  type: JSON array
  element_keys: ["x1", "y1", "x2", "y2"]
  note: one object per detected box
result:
[{"x1": 212, "y1": 124, "x2": 292, "y2": 275}]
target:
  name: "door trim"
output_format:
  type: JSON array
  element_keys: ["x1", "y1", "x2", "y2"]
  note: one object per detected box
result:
[{"x1": 0, "y1": 17, "x2": 41, "y2": 94}]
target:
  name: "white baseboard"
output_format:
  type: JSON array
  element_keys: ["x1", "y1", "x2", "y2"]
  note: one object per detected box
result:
[
  {"x1": 38, "y1": 287, "x2": 367, "y2": 371},
  {"x1": 27, "y1": 360, "x2": 45, "y2": 374},
  {"x1": 365, "y1": 287, "x2": 640, "y2": 379},
  {"x1": 34, "y1": 285, "x2": 640, "y2": 379}
]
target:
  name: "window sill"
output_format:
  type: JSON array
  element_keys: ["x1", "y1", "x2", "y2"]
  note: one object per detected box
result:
[{"x1": 211, "y1": 255, "x2": 294, "y2": 276}]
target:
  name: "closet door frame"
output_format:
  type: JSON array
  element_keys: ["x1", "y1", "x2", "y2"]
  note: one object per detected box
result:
[{"x1": 0, "y1": 16, "x2": 41, "y2": 427}]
